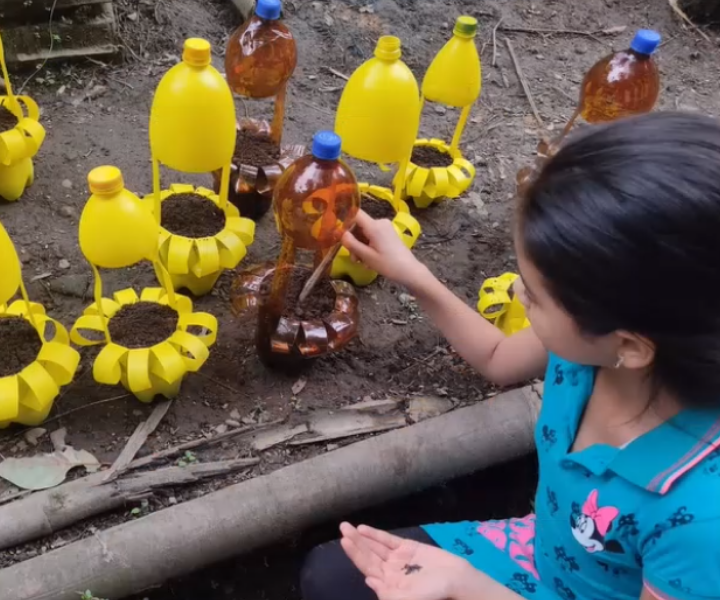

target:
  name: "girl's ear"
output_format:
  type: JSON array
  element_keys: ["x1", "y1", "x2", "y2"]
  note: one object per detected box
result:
[{"x1": 615, "y1": 332, "x2": 655, "y2": 370}]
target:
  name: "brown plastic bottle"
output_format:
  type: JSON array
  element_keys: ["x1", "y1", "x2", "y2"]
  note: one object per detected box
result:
[
  {"x1": 517, "y1": 30, "x2": 661, "y2": 195},
  {"x1": 225, "y1": 0, "x2": 297, "y2": 141},
  {"x1": 257, "y1": 131, "x2": 360, "y2": 370},
  {"x1": 564, "y1": 29, "x2": 661, "y2": 136}
]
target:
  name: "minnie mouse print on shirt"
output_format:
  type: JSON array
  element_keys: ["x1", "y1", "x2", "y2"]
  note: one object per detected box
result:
[{"x1": 571, "y1": 490, "x2": 624, "y2": 554}]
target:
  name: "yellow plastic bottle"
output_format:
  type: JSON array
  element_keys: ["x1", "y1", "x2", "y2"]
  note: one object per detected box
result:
[
  {"x1": 422, "y1": 16, "x2": 481, "y2": 150},
  {"x1": 149, "y1": 38, "x2": 236, "y2": 214},
  {"x1": 0, "y1": 220, "x2": 21, "y2": 305},
  {"x1": 335, "y1": 36, "x2": 420, "y2": 168},
  {"x1": 79, "y1": 166, "x2": 158, "y2": 270}
]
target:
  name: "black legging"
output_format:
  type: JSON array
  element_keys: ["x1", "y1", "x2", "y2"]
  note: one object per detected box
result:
[{"x1": 300, "y1": 527, "x2": 438, "y2": 600}]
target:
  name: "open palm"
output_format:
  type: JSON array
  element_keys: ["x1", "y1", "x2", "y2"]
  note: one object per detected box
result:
[{"x1": 340, "y1": 522, "x2": 471, "y2": 600}]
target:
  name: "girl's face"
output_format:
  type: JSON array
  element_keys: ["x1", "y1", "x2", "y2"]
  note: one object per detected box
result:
[{"x1": 514, "y1": 237, "x2": 619, "y2": 368}]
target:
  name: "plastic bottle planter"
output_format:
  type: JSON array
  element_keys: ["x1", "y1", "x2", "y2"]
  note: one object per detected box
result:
[
  {"x1": 477, "y1": 273, "x2": 530, "y2": 336},
  {"x1": 0, "y1": 94, "x2": 45, "y2": 201},
  {"x1": 70, "y1": 288, "x2": 217, "y2": 403},
  {"x1": 394, "y1": 138, "x2": 476, "y2": 209},
  {"x1": 331, "y1": 184, "x2": 421, "y2": 286},
  {"x1": 0, "y1": 301, "x2": 80, "y2": 427},
  {"x1": 145, "y1": 184, "x2": 255, "y2": 296},
  {"x1": 231, "y1": 264, "x2": 359, "y2": 360},
  {"x1": 211, "y1": 119, "x2": 307, "y2": 222}
]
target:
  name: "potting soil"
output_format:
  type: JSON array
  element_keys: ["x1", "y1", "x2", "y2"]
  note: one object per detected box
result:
[
  {"x1": 235, "y1": 128, "x2": 281, "y2": 167},
  {"x1": 262, "y1": 270, "x2": 337, "y2": 320},
  {"x1": 107, "y1": 302, "x2": 179, "y2": 349},
  {"x1": 411, "y1": 145, "x2": 455, "y2": 169},
  {"x1": 0, "y1": 105, "x2": 18, "y2": 132},
  {"x1": 161, "y1": 193, "x2": 226, "y2": 238},
  {"x1": 0, "y1": 316, "x2": 42, "y2": 377}
]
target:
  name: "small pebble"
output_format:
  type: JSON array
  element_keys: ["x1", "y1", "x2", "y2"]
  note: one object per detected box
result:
[
  {"x1": 58, "y1": 259, "x2": 71, "y2": 270},
  {"x1": 229, "y1": 409, "x2": 241, "y2": 420},
  {"x1": 61, "y1": 179, "x2": 73, "y2": 190},
  {"x1": 225, "y1": 419, "x2": 241, "y2": 428},
  {"x1": 59, "y1": 205, "x2": 75, "y2": 218},
  {"x1": 434, "y1": 105, "x2": 447, "y2": 115},
  {"x1": 215, "y1": 424, "x2": 229, "y2": 435}
]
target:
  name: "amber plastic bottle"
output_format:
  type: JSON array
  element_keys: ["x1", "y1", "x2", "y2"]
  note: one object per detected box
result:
[
  {"x1": 257, "y1": 131, "x2": 360, "y2": 370},
  {"x1": 225, "y1": 0, "x2": 297, "y2": 140},
  {"x1": 518, "y1": 30, "x2": 661, "y2": 194},
  {"x1": 565, "y1": 29, "x2": 661, "y2": 135}
]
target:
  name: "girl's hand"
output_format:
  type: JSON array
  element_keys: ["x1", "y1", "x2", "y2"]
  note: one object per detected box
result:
[
  {"x1": 343, "y1": 210, "x2": 426, "y2": 288},
  {"x1": 340, "y1": 522, "x2": 475, "y2": 600}
]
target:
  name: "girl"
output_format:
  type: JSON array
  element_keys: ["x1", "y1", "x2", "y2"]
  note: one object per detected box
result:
[{"x1": 300, "y1": 112, "x2": 720, "y2": 600}]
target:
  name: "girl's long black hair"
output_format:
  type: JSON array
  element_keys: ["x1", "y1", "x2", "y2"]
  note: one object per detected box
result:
[{"x1": 520, "y1": 111, "x2": 720, "y2": 408}]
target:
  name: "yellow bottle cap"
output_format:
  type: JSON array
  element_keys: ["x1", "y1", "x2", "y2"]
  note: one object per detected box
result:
[
  {"x1": 374, "y1": 36, "x2": 402, "y2": 61},
  {"x1": 88, "y1": 165, "x2": 124, "y2": 195},
  {"x1": 454, "y1": 16, "x2": 478, "y2": 38},
  {"x1": 182, "y1": 38, "x2": 212, "y2": 67}
]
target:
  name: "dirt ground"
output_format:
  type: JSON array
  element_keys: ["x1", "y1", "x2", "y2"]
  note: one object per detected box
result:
[{"x1": 0, "y1": 0, "x2": 718, "y2": 582}]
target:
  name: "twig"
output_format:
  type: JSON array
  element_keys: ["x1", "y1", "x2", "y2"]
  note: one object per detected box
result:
[
  {"x1": 492, "y1": 18, "x2": 504, "y2": 67},
  {"x1": 103, "y1": 400, "x2": 173, "y2": 481},
  {"x1": 295, "y1": 98, "x2": 334, "y2": 116},
  {"x1": 126, "y1": 420, "x2": 283, "y2": 471},
  {"x1": 504, "y1": 37, "x2": 546, "y2": 135},
  {"x1": 668, "y1": 0, "x2": 711, "y2": 42},
  {"x1": 299, "y1": 223, "x2": 357, "y2": 305},
  {"x1": 196, "y1": 371, "x2": 242, "y2": 396},
  {"x1": 107, "y1": 76, "x2": 134, "y2": 90},
  {"x1": 39, "y1": 393, "x2": 131, "y2": 426},
  {"x1": 323, "y1": 66, "x2": 350, "y2": 81},
  {"x1": 500, "y1": 25, "x2": 607, "y2": 45}
]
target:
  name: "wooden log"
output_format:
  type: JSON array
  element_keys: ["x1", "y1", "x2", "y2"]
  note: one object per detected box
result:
[
  {"x1": 0, "y1": 458, "x2": 260, "y2": 551},
  {"x1": 0, "y1": 386, "x2": 541, "y2": 600},
  {"x1": 0, "y1": 0, "x2": 110, "y2": 22},
  {"x1": 1, "y1": 1, "x2": 117, "y2": 64}
]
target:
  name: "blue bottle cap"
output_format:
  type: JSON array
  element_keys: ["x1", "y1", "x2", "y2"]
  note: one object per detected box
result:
[
  {"x1": 630, "y1": 29, "x2": 661, "y2": 55},
  {"x1": 312, "y1": 131, "x2": 342, "y2": 160},
  {"x1": 256, "y1": 0, "x2": 281, "y2": 20}
]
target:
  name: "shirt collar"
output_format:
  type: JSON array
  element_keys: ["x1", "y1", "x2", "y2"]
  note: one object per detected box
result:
[{"x1": 607, "y1": 408, "x2": 720, "y2": 494}]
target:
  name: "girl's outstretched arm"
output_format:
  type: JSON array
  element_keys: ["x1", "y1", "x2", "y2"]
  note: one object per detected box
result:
[{"x1": 343, "y1": 211, "x2": 547, "y2": 386}]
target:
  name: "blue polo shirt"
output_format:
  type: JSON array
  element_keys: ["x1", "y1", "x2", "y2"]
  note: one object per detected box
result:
[{"x1": 424, "y1": 354, "x2": 720, "y2": 600}]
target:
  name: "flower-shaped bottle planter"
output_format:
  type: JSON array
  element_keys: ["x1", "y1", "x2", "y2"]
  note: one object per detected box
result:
[
  {"x1": 331, "y1": 183, "x2": 421, "y2": 286},
  {"x1": 398, "y1": 17, "x2": 481, "y2": 209},
  {"x1": 395, "y1": 138, "x2": 476, "y2": 209},
  {"x1": 0, "y1": 33, "x2": 45, "y2": 202},
  {"x1": 146, "y1": 184, "x2": 255, "y2": 296},
  {"x1": 232, "y1": 264, "x2": 359, "y2": 367},
  {"x1": 477, "y1": 273, "x2": 530, "y2": 335},
  {"x1": 211, "y1": 119, "x2": 307, "y2": 222},
  {"x1": 71, "y1": 288, "x2": 217, "y2": 403},
  {"x1": 0, "y1": 218, "x2": 79, "y2": 427},
  {"x1": 0, "y1": 301, "x2": 80, "y2": 427}
]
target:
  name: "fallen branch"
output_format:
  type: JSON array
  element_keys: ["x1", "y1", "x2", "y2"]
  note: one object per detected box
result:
[
  {"x1": 0, "y1": 386, "x2": 541, "y2": 600},
  {"x1": 103, "y1": 400, "x2": 172, "y2": 481},
  {"x1": 0, "y1": 458, "x2": 259, "y2": 551},
  {"x1": 668, "y1": 0, "x2": 711, "y2": 42},
  {"x1": 0, "y1": 421, "x2": 279, "y2": 550},
  {"x1": 504, "y1": 37, "x2": 546, "y2": 134}
]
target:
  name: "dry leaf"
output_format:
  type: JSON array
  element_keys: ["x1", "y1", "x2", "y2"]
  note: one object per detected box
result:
[
  {"x1": 292, "y1": 378, "x2": 308, "y2": 396},
  {"x1": 0, "y1": 446, "x2": 100, "y2": 490}
]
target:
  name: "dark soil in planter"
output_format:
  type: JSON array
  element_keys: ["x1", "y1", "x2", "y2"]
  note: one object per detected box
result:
[
  {"x1": 235, "y1": 128, "x2": 281, "y2": 166},
  {"x1": 0, "y1": 316, "x2": 42, "y2": 377},
  {"x1": 108, "y1": 302, "x2": 179, "y2": 349},
  {"x1": 356, "y1": 197, "x2": 397, "y2": 244},
  {"x1": 411, "y1": 145, "x2": 455, "y2": 169},
  {"x1": 262, "y1": 270, "x2": 336, "y2": 320},
  {"x1": 0, "y1": 105, "x2": 18, "y2": 132},
  {"x1": 162, "y1": 193, "x2": 226, "y2": 238}
]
